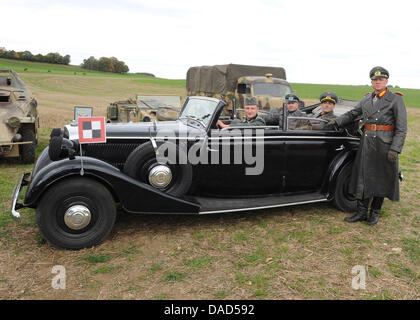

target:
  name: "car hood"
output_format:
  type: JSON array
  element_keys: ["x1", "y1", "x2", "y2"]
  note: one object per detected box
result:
[{"x1": 65, "y1": 119, "x2": 205, "y2": 141}]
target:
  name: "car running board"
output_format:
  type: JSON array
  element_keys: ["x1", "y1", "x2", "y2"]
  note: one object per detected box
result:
[{"x1": 196, "y1": 192, "x2": 328, "y2": 214}]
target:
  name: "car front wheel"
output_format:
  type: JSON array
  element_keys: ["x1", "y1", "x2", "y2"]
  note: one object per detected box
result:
[{"x1": 37, "y1": 177, "x2": 117, "y2": 249}]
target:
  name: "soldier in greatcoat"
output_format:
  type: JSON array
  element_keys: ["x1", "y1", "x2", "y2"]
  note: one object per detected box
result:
[{"x1": 328, "y1": 66, "x2": 407, "y2": 225}]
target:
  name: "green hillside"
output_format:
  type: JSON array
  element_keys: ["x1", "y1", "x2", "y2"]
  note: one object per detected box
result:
[
  {"x1": 0, "y1": 58, "x2": 185, "y2": 87},
  {"x1": 291, "y1": 83, "x2": 420, "y2": 108},
  {"x1": 1, "y1": 58, "x2": 418, "y2": 107}
]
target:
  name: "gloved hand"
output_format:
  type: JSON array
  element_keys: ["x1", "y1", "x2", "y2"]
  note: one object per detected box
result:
[
  {"x1": 324, "y1": 119, "x2": 338, "y2": 130},
  {"x1": 387, "y1": 150, "x2": 398, "y2": 163}
]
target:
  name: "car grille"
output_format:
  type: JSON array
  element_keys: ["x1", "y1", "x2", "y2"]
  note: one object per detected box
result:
[{"x1": 82, "y1": 143, "x2": 139, "y2": 170}]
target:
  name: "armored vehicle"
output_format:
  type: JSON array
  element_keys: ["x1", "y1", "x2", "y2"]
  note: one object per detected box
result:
[
  {"x1": 106, "y1": 95, "x2": 181, "y2": 123},
  {"x1": 186, "y1": 64, "x2": 302, "y2": 117},
  {"x1": 0, "y1": 70, "x2": 39, "y2": 163}
]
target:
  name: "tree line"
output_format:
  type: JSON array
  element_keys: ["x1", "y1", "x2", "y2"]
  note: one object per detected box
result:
[
  {"x1": 0, "y1": 47, "x2": 70, "y2": 65},
  {"x1": 80, "y1": 56, "x2": 129, "y2": 74}
]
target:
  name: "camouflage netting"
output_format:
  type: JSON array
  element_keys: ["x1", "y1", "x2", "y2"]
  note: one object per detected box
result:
[{"x1": 186, "y1": 64, "x2": 287, "y2": 94}]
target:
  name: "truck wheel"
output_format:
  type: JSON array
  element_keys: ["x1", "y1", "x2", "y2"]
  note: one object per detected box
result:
[
  {"x1": 124, "y1": 141, "x2": 192, "y2": 197},
  {"x1": 36, "y1": 177, "x2": 116, "y2": 250},
  {"x1": 19, "y1": 128, "x2": 36, "y2": 164},
  {"x1": 333, "y1": 162, "x2": 357, "y2": 212}
]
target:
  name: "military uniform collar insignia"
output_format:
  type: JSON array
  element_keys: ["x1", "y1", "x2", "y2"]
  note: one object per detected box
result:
[
  {"x1": 378, "y1": 88, "x2": 387, "y2": 98},
  {"x1": 373, "y1": 88, "x2": 387, "y2": 99}
]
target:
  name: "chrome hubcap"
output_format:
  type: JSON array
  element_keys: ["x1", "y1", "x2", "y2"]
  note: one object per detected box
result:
[
  {"x1": 64, "y1": 205, "x2": 91, "y2": 230},
  {"x1": 148, "y1": 165, "x2": 172, "y2": 189}
]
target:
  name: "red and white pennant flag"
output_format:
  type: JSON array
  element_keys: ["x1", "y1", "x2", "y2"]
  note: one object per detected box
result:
[{"x1": 78, "y1": 117, "x2": 106, "y2": 144}]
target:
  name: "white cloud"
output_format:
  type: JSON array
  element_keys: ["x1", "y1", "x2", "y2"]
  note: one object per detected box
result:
[{"x1": 1, "y1": 0, "x2": 419, "y2": 88}]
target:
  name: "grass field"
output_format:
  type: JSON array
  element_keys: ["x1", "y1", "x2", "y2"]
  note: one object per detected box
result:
[
  {"x1": 0, "y1": 60, "x2": 419, "y2": 300},
  {"x1": 2, "y1": 57, "x2": 420, "y2": 108},
  {"x1": 0, "y1": 58, "x2": 186, "y2": 87}
]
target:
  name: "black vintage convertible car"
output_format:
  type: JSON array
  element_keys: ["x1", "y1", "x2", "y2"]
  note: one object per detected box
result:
[{"x1": 12, "y1": 96, "x2": 360, "y2": 249}]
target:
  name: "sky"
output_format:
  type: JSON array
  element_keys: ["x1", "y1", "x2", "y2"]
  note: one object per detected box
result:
[{"x1": 1, "y1": 0, "x2": 419, "y2": 88}]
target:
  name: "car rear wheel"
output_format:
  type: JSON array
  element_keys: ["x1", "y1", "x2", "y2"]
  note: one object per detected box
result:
[
  {"x1": 333, "y1": 162, "x2": 357, "y2": 212},
  {"x1": 124, "y1": 141, "x2": 192, "y2": 197},
  {"x1": 37, "y1": 177, "x2": 116, "y2": 249}
]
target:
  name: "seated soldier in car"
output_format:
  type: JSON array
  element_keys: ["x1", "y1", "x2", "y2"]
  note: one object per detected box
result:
[
  {"x1": 217, "y1": 97, "x2": 265, "y2": 128},
  {"x1": 284, "y1": 94, "x2": 307, "y2": 129},
  {"x1": 264, "y1": 94, "x2": 307, "y2": 129},
  {"x1": 310, "y1": 91, "x2": 338, "y2": 130}
]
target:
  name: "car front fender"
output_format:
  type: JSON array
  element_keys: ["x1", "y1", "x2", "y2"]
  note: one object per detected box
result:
[{"x1": 24, "y1": 156, "x2": 200, "y2": 214}]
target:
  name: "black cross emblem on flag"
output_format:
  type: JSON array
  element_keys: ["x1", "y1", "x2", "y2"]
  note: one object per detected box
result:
[{"x1": 78, "y1": 117, "x2": 106, "y2": 144}]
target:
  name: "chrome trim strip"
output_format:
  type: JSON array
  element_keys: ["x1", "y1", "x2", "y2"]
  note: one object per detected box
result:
[
  {"x1": 11, "y1": 174, "x2": 24, "y2": 219},
  {"x1": 106, "y1": 135, "x2": 359, "y2": 141},
  {"x1": 199, "y1": 198, "x2": 328, "y2": 214}
]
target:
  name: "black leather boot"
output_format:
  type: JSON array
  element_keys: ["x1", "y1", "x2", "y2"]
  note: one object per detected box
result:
[
  {"x1": 367, "y1": 197, "x2": 384, "y2": 226},
  {"x1": 345, "y1": 198, "x2": 370, "y2": 222}
]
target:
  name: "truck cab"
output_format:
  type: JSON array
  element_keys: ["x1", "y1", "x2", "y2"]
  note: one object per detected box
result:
[
  {"x1": 186, "y1": 64, "x2": 303, "y2": 119},
  {"x1": 235, "y1": 73, "x2": 293, "y2": 111}
]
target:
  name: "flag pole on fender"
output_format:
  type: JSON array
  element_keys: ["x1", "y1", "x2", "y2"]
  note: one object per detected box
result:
[{"x1": 77, "y1": 116, "x2": 107, "y2": 176}]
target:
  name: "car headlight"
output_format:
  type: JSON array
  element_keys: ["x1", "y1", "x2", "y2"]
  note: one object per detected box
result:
[{"x1": 8, "y1": 116, "x2": 20, "y2": 128}]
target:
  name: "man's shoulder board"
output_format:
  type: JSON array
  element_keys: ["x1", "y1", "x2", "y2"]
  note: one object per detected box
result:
[{"x1": 394, "y1": 91, "x2": 404, "y2": 96}]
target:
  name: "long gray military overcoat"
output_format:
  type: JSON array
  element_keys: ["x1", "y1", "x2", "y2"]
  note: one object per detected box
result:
[{"x1": 335, "y1": 89, "x2": 407, "y2": 201}]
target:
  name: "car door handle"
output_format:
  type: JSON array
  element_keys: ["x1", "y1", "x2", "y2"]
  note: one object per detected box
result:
[
  {"x1": 335, "y1": 144, "x2": 345, "y2": 151},
  {"x1": 201, "y1": 135, "x2": 218, "y2": 152}
]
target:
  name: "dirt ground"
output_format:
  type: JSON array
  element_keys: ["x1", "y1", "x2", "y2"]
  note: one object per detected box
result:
[{"x1": 0, "y1": 73, "x2": 418, "y2": 300}]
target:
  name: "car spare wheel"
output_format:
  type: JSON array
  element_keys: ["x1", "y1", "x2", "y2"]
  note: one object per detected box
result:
[{"x1": 123, "y1": 141, "x2": 192, "y2": 197}]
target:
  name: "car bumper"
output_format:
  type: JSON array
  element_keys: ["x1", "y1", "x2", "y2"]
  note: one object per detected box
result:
[
  {"x1": 1, "y1": 141, "x2": 32, "y2": 156},
  {"x1": 11, "y1": 172, "x2": 31, "y2": 218}
]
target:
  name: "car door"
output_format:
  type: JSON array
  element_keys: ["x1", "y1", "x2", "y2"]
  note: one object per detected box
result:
[
  {"x1": 193, "y1": 125, "x2": 285, "y2": 196},
  {"x1": 283, "y1": 117, "x2": 347, "y2": 193}
]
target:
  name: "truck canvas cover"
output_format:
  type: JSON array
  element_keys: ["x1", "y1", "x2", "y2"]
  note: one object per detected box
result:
[{"x1": 186, "y1": 64, "x2": 287, "y2": 94}]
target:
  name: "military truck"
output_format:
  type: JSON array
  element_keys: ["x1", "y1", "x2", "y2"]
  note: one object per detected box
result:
[
  {"x1": 0, "y1": 70, "x2": 39, "y2": 163},
  {"x1": 186, "y1": 64, "x2": 302, "y2": 117},
  {"x1": 106, "y1": 94, "x2": 181, "y2": 123}
]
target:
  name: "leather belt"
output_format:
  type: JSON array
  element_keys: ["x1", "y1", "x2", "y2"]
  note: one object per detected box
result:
[{"x1": 364, "y1": 124, "x2": 395, "y2": 131}]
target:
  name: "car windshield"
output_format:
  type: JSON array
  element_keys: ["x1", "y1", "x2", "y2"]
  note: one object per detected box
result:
[
  {"x1": 136, "y1": 95, "x2": 181, "y2": 109},
  {"x1": 179, "y1": 98, "x2": 219, "y2": 127},
  {"x1": 253, "y1": 83, "x2": 292, "y2": 97}
]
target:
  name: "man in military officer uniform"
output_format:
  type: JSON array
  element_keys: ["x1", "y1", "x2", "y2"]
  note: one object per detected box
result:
[
  {"x1": 264, "y1": 93, "x2": 307, "y2": 128},
  {"x1": 328, "y1": 66, "x2": 407, "y2": 225},
  {"x1": 310, "y1": 91, "x2": 338, "y2": 130},
  {"x1": 217, "y1": 97, "x2": 265, "y2": 128}
]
